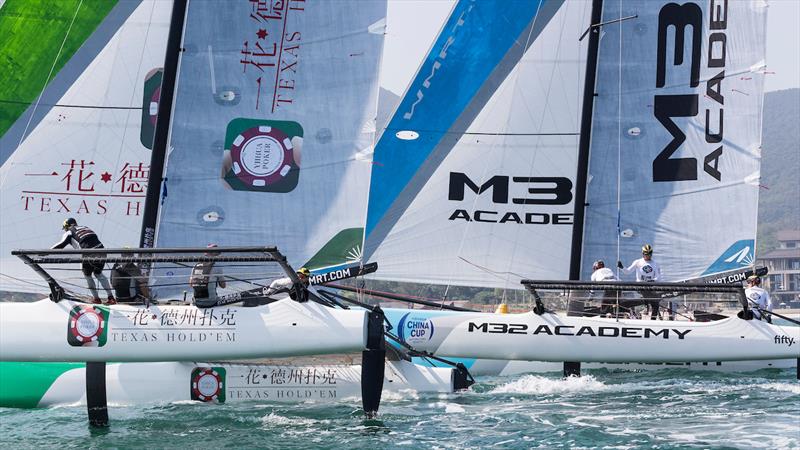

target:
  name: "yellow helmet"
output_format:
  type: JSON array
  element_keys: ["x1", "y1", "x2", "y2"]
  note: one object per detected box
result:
[
  {"x1": 62, "y1": 217, "x2": 77, "y2": 230},
  {"x1": 642, "y1": 244, "x2": 653, "y2": 255},
  {"x1": 297, "y1": 267, "x2": 310, "y2": 276},
  {"x1": 746, "y1": 275, "x2": 761, "y2": 285}
]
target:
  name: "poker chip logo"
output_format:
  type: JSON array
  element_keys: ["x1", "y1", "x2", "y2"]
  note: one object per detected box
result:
[
  {"x1": 67, "y1": 305, "x2": 109, "y2": 347},
  {"x1": 190, "y1": 367, "x2": 226, "y2": 403},
  {"x1": 222, "y1": 118, "x2": 302, "y2": 193}
]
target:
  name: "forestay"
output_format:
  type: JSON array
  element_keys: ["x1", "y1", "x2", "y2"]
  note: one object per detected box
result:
[
  {"x1": 154, "y1": 1, "x2": 387, "y2": 276},
  {"x1": 363, "y1": 0, "x2": 591, "y2": 290},
  {"x1": 581, "y1": 0, "x2": 767, "y2": 281},
  {"x1": 0, "y1": 1, "x2": 172, "y2": 293}
]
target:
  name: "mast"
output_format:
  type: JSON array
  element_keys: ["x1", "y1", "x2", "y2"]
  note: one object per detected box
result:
[
  {"x1": 568, "y1": 0, "x2": 603, "y2": 281},
  {"x1": 139, "y1": 0, "x2": 189, "y2": 248}
]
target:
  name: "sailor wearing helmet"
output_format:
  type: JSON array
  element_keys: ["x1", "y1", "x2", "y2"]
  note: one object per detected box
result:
[
  {"x1": 264, "y1": 267, "x2": 311, "y2": 302},
  {"x1": 189, "y1": 244, "x2": 227, "y2": 308},
  {"x1": 745, "y1": 275, "x2": 772, "y2": 322},
  {"x1": 617, "y1": 244, "x2": 665, "y2": 319},
  {"x1": 52, "y1": 218, "x2": 115, "y2": 305}
]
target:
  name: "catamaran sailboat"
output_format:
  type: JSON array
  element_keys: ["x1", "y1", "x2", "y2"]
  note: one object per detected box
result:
[
  {"x1": 0, "y1": 0, "x2": 470, "y2": 423},
  {"x1": 335, "y1": 0, "x2": 799, "y2": 374}
]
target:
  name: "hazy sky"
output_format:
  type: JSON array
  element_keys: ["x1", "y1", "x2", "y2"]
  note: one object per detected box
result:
[
  {"x1": 382, "y1": 0, "x2": 800, "y2": 95},
  {"x1": 765, "y1": 0, "x2": 800, "y2": 92}
]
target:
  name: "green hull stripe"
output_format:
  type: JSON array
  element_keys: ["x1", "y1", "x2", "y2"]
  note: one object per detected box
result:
[{"x1": 0, "y1": 362, "x2": 84, "y2": 408}]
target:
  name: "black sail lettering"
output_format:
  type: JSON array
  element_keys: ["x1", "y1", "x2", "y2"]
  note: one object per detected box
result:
[
  {"x1": 656, "y1": 2, "x2": 703, "y2": 88},
  {"x1": 704, "y1": 146, "x2": 723, "y2": 181},
  {"x1": 705, "y1": 108, "x2": 723, "y2": 143},
  {"x1": 448, "y1": 172, "x2": 509, "y2": 203},
  {"x1": 653, "y1": 94, "x2": 699, "y2": 182},
  {"x1": 511, "y1": 177, "x2": 573, "y2": 205}
]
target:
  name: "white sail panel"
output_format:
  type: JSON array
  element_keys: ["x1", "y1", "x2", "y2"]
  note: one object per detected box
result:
[
  {"x1": 582, "y1": 0, "x2": 767, "y2": 281},
  {"x1": 154, "y1": 1, "x2": 386, "y2": 272},
  {"x1": 0, "y1": 1, "x2": 172, "y2": 293},
  {"x1": 364, "y1": 0, "x2": 590, "y2": 289}
]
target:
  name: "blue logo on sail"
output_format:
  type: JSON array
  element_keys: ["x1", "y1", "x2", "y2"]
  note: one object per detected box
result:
[
  {"x1": 397, "y1": 312, "x2": 435, "y2": 344},
  {"x1": 701, "y1": 240, "x2": 755, "y2": 275}
]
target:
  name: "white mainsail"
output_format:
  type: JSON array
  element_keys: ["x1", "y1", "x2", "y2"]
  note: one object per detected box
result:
[
  {"x1": 152, "y1": 0, "x2": 387, "y2": 276},
  {"x1": 581, "y1": 0, "x2": 768, "y2": 281},
  {"x1": 0, "y1": 1, "x2": 172, "y2": 293},
  {"x1": 364, "y1": 0, "x2": 591, "y2": 290}
]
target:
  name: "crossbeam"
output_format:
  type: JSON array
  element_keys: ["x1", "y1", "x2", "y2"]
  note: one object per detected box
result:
[{"x1": 521, "y1": 279, "x2": 744, "y2": 294}]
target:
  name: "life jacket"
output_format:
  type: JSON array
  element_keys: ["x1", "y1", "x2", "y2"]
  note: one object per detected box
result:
[
  {"x1": 189, "y1": 261, "x2": 215, "y2": 298},
  {"x1": 70, "y1": 226, "x2": 102, "y2": 249}
]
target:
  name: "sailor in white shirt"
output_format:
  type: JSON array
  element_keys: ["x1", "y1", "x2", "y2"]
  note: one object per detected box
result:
[
  {"x1": 617, "y1": 244, "x2": 665, "y2": 319},
  {"x1": 591, "y1": 260, "x2": 619, "y2": 316},
  {"x1": 591, "y1": 260, "x2": 618, "y2": 282},
  {"x1": 745, "y1": 275, "x2": 772, "y2": 322}
]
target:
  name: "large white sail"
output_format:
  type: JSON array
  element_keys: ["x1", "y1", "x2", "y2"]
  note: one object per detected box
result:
[
  {"x1": 581, "y1": 0, "x2": 767, "y2": 281},
  {"x1": 0, "y1": 1, "x2": 172, "y2": 293},
  {"x1": 153, "y1": 0, "x2": 386, "y2": 273},
  {"x1": 363, "y1": 0, "x2": 591, "y2": 289}
]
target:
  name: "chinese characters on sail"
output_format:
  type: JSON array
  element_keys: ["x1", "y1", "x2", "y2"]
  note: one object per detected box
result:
[
  {"x1": 241, "y1": 0, "x2": 305, "y2": 112},
  {"x1": 20, "y1": 159, "x2": 150, "y2": 217}
]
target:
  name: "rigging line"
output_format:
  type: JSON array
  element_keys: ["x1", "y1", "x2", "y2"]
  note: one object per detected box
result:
[
  {"x1": 0, "y1": 272, "x2": 50, "y2": 288},
  {"x1": 0, "y1": 99, "x2": 142, "y2": 110},
  {"x1": 1, "y1": 0, "x2": 84, "y2": 190},
  {"x1": 168, "y1": 260, "x2": 274, "y2": 289},
  {"x1": 615, "y1": 0, "x2": 624, "y2": 275},
  {"x1": 457, "y1": 257, "x2": 528, "y2": 283}
]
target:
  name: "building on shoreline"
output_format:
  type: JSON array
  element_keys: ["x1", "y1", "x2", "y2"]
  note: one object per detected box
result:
[{"x1": 758, "y1": 230, "x2": 800, "y2": 308}]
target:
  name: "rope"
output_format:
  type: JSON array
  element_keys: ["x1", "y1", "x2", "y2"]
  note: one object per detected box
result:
[{"x1": 615, "y1": 0, "x2": 624, "y2": 274}]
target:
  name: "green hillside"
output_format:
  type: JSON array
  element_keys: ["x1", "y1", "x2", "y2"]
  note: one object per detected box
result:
[{"x1": 757, "y1": 88, "x2": 800, "y2": 255}]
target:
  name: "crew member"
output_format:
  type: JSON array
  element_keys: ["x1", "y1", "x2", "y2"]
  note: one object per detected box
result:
[
  {"x1": 52, "y1": 218, "x2": 115, "y2": 304},
  {"x1": 110, "y1": 256, "x2": 150, "y2": 303},
  {"x1": 745, "y1": 275, "x2": 772, "y2": 322},
  {"x1": 591, "y1": 260, "x2": 619, "y2": 316},
  {"x1": 618, "y1": 244, "x2": 662, "y2": 320},
  {"x1": 189, "y1": 244, "x2": 226, "y2": 308},
  {"x1": 264, "y1": 267, "x2": 310, "y2": 302}
]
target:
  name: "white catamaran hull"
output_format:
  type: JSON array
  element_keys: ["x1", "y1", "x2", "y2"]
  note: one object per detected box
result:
[
  {"x1": 0, "y1": 299, "x2": 367, "y2": 362},
  {"x1": 466, "y1": 358, "x2": 797, "y2": 377},
  {"x1": 2, "y1": 360, "x2": 455, "y2": 408},
  {"x1": 389, "y1": 310, "x2": 800, "y2": 363}
]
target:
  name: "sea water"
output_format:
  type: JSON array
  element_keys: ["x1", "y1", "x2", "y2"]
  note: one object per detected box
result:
[{"x1": 1, "y1": 367, "x2": 797, "y2": 449}]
